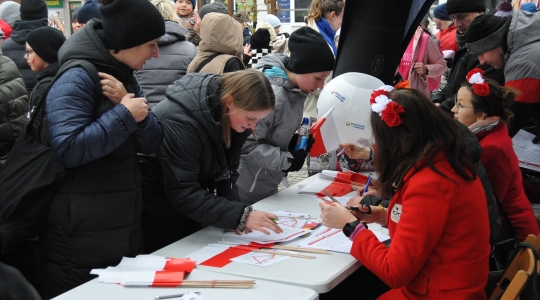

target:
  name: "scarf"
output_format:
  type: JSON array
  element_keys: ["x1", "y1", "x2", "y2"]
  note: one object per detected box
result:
[{"x1": 315, "y1": 18, "x2": 337, "y2": 56}]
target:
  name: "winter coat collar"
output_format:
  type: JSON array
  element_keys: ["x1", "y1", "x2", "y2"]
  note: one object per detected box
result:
[
  {"x1": 165, "y1": 73, "x2": 223, "y2": 140},
  {"x1": 36, "y1": 62, "x2": 60, "y2": 82},
  {"x1": 475, "y1": 122, "x2": 505, "y2": 141},
  {"x1": 160, "y1": 21, "x2": 188, "y2": 46},
  {"x1": 58, "y1": 19, "x2": 134, "y2": 82}
]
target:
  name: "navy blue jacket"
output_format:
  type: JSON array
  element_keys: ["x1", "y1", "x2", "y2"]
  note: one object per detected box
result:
[{"x1": 40, "y1": 19, "x2": 163, "y2": 299}]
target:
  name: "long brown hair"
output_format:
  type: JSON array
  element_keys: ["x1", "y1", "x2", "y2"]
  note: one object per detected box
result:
[
  {"x1": 306, "y1": 0, "x2": 344, "y2": 22},
  {"x1": 461, "y1": 78, "x2": 518, "y2": 123},
  {"x1": 219, "y1": 69, "x2": 275, "y2": 147},
  {"x1": 371, "y1": 88, "x2": 476, "y2": 199}
]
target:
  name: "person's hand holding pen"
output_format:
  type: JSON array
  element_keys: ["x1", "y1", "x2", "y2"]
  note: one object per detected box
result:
[
  {"x1": 244, "y1": 211, "x2": 283, "y2": 235},
  {"x1": 338, "y1": 143, "x2": 372, "y2": 160}
]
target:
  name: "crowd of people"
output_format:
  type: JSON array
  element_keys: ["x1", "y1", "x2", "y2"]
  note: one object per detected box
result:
[{"x1": 0, "y1": 0, "x2": 539, "y2": 299}]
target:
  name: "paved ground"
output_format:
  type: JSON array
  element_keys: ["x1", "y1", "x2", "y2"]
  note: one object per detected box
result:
[{"x1": 278, "y1": 164, "x2": 540, "y2": 226}]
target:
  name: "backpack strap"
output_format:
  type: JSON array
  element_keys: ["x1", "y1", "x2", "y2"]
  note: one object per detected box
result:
[
  {"x1": 57, "y1": 60, "x2": 102, "y2": 101},
  {"x1": 27, "y1": 60, "x2": 103, "y2": 138},
  {"x1": 194, "y1": 53, "x2": 222, "y2": 72}
]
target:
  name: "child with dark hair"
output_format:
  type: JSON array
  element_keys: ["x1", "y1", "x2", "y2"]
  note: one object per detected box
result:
[{"x1": 452, "y1": 68, "x2": 540, "y2": 241}]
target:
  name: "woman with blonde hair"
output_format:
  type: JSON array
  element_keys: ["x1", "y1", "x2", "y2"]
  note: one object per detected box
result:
[
  {"x1": 135, "y1": 0, "x2": 197, "y2": 107},
  {"x1": 141, "y1": 69, "x2": 282, "y2": 253},
  {"x1": 305, "y1": 0, "x2": 344, "y2": 55}
]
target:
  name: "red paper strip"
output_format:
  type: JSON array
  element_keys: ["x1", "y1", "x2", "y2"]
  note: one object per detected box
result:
[
  {"x1": 200, "y1": 247, "x2": 251, "y2": 268},
  {"x1": 334, "y1": 172, "x2": 369, "y2": 185},
  {"x1": 316, "y1": 181, "x2": 352, "y2": 197},
  {"x1": 151, "y1": 271, "x2": 184, "y2": 287},
  {"x1": 164, "y1": 258, "x2": 196, "y2": 272},
  {"x1": 248, "y1": 242, "x2": 275, "y2": 248}
]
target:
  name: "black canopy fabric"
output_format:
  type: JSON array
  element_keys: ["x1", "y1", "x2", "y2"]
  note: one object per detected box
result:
[{"x1": 334, "y1": 0, "x2": 435, "y2": 84}]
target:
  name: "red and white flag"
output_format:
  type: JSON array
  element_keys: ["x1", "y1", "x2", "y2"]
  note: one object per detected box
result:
[
  {"x1": 298, "y1": 170, "x2": 370, "y2": 197},
  {"x1": 310, "y1": 107, "x2": 340, "y2": 157}
]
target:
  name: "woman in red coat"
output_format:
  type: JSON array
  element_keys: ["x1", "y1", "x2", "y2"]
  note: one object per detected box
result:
[
  {"x1": 320, "y1": 87, "x2": 490, "y2": 299},
  {"x1": 452, "y1": 68, "x2": 540, "y2": 241}
]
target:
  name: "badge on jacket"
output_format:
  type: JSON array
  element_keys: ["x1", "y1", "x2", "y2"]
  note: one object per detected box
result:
[{"x1": 390, "y1": 204, "x2": 402, "y2": 223}]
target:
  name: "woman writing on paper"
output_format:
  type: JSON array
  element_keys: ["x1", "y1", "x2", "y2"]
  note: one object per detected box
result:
[
  {"x1": 142, "y1": 70, "x2": 282, "y2": 253},
  {"x1": 320, "y1": 87, "x2": 491, "y2": 298},
  {"x1": 451, "y1": 69, "x2": 539, "y2": 241}
]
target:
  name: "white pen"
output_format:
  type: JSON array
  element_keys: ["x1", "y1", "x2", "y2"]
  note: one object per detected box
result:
[{"x1": 155, "y1": 292, "x2": 201, "y2": 300}]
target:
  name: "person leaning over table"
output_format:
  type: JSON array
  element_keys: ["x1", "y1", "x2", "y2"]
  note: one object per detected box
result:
[
  {"x1": 320, "y1": 87, "x2": 490, "y2": 299},
  {"x1": 141, "y1": 69, "x2": 282, "y2": 253}
]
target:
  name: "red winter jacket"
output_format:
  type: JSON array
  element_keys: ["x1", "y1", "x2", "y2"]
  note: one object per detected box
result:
[
  {"x1": 435, "y1": 25, "x2": 458, "y2": 52},
  {"x1": 476, "y1": 122, "x2": 540, "y2": 240},
  {"x1": 351, "y1": 151, "x2": 490, "y2": 299}
]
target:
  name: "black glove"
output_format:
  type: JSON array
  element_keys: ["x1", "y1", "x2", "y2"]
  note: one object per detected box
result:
[
  {"x1": 288, "y1": 134, "x2": 299, "y2": 152},
  {"x1": 285, "y1": 150, "x2": 307, "y2": 172},
  {"x1": 305, "y1": 134, "x2": 315, "y2": 152}
]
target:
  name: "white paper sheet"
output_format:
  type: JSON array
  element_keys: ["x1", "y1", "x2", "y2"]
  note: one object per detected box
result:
[
  {"x1": 512, "y1": 129, "x2": 540, "y2": 172},
  {"x1": 296, "y1": 224, "x2": 390, "y2": 253},
  {"x1": 222, "y1": 225, "x2": 307, "y2": 243},
  {"x1": 230, "y1": 249, "x2": 294, "y2": 267}
]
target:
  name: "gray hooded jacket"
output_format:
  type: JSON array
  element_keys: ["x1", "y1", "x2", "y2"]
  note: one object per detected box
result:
[
  {"x1": 237, "y1": 54, "x2": 307, "y2": 203},
  {"x1": 135, "y1": 21, "x2": 197, "y2": 108}
]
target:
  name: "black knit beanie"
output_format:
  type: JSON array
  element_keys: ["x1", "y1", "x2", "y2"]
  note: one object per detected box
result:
[
  {"x1": 286, "y1": 27, "x2": 335, "y2": 74},
  {"x1": 78, "y1": 0, "x2": 102, "y2": 24},
  {"x1": 445, "y1": 0, "x2": 486, "y2": 15},
  {"x1": 26, "y1": 27, "x2": 66, "y2": 64},
  {"x1": 20, "y1": 0, "x2": 48, "y2": 21},
  {"x1": 465, "y1": 14, "x2": 507, "y2": 56},
  {"x1": 250, "y1": 29, "x2": 271, "y2": 50},
  {"x1": 100, "y1": 0, "x2": 165, "y2": 50}
]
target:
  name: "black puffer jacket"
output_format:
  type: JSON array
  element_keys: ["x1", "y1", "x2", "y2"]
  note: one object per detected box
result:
[
  {"x1": 0, "y1": 54, "x2": 28, "y2": 171},
  {"x1": 151, "y1": 73, "x2": 250, "y2": 230},
  {"x1": 1, "y1": 19, "x2": 48, "y2": 96},
  {"x1": 431, "y1": 34, "x2": 505, "y2": 116}
]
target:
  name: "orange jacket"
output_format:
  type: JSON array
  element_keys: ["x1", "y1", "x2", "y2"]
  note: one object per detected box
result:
[{"x1": 435, "y1": 25, "x2": 458, "y2": 52}]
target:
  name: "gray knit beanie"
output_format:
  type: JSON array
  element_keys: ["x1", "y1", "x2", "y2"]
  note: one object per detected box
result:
[{"x1": 465, "y1": 14, "x2": 507, "y2": 56}]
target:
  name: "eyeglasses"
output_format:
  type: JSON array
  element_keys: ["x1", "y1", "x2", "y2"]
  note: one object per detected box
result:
[
  {"x1": 454, "y1": 97, "x2": 474, "y2": 110},
  {"x1": 24, "y1": 49, "x2": 34, "y2": 56}
]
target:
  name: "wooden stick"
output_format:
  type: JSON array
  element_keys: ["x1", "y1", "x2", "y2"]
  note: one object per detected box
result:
[
  {"x1": 181, "y1": 280, "x2": 255, "y2": 289},
  {"x1": 270, "y1": 245, "x2": 332, "y2": 254},
  {"x1": 251, "y1": 249, "x2": 315, "y2": 259}
]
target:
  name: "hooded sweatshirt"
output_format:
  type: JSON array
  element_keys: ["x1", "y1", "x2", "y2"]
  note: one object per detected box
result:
[
  {"x1": 186, "y1": 12, "x2": 244, "y2": 74},
  {"x1": 135, "y1": 21, "x2": 197, "y2": 107},
  {"x1": 236, "y1": 54, "x2": 307, "y2": 204}
]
